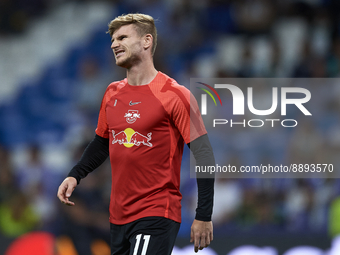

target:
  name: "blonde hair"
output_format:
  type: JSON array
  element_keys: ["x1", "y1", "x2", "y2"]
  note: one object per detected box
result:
[{"x1": 108, "y1": 13, "x2": 157, "y2": 56}]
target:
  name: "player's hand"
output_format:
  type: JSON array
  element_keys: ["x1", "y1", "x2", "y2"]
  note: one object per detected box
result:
[
  {"x1": 190, "y1": 219, "x2": 213, "y2": 253},
  {"x1": 57, "y1": 177, "x2": 77, "y2": 206}
]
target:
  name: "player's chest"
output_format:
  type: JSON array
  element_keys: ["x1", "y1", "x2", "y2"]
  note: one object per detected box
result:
[{"x1": 105, "y1": 90, "x2": 168, "y2": 131}]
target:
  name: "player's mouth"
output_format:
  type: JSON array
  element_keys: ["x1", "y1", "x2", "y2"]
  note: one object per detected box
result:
[{"x1": 115, "y1": 50, "x2": 125, "y2": 58}]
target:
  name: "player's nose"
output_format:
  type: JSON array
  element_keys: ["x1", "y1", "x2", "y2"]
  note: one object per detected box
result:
[{"x1": 111, "y1": 40, "x2": 119, "y2": 50}]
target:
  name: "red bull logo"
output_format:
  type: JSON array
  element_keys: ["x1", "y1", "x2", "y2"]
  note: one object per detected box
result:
[
  {"x1": 124, "y1": 110, "x2": 140, "y2": 124},
  {"x1": 112, "y1": 128, "x2": 152, "y2": 148}
]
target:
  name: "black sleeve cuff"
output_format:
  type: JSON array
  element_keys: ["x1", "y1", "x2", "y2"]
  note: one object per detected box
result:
[{"x1": 68, "y1": 134, "x2": 109, "y2": 184}]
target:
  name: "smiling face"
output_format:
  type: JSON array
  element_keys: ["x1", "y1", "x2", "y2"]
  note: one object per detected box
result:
[{"x1": 110, "y1": 24, "x2": 145, "y2": 68}]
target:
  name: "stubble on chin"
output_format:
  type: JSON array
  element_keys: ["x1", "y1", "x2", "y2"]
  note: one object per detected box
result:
[
  {"x1": 116, "y1": 54, "x2": 141, "y2": 69},
  {"x1": 116, "y1": 57, "x2": 130, "y2": 68}
]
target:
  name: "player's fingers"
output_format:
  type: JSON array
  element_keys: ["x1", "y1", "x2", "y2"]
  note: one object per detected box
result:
[
  {"x1": 194, "y1": 232, "x2": 200, "y2": 253},
  {"x1": 63, "y1": 185, "x2": 75, "y2": 206},
  {"x1": 66, "y1": 183, "x2": 75, "y2": 198},
  {"x1": 204, "y1": 232, "x2": 210, "y2": 247},
  {"x1": 210, "y1": 230, "x2": 213, "y2": 242},
  {"x1": 59, "y1": 195, "x2": 75, "y2": 206},
  {"x1": 206, "y1": 233, "x2": 211, "y2": 247},
  {"x1": 64, "y1": 199, "x2": 75, "y2": 206},
  {"x1": 57, "y1": 183, "x2": 67, "y2": 202},
  {"x1": 57, "y1": 183, "x2": 75, "y2": 206},
  {"x1": 190, "y1": 228, "x2": 194, "y2": 243},
  {"x1": 200, "y1": 233, "x2": 206, "y2": 249}
]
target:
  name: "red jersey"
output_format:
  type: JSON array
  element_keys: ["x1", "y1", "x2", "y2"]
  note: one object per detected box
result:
[{"x1": 95, "y1": 71, "x2": 206, "y2": 225}]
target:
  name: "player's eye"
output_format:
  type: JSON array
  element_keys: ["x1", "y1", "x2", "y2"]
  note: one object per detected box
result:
[{"x1": 111, "y1": 35, "x2": 126, "y2": 43}]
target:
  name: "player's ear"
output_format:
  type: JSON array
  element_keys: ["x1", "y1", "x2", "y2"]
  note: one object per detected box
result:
[{"x1": 143, "y1": 34, "x2": 153, "y2": 51}]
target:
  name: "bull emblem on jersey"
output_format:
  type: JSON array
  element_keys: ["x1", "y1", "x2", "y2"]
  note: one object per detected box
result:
[
  {"x1": 130, "y1": 132, "x2": 152, "y2": 147},
  {"x1": 124, "y1": 110, "x2": 140, "y2": 124},
  {"x1": 112, "y1": 129, "x2": 153, "y2": 148},
  {"x1": 111, "y1": 130, "x2": 128, "y2": 145}
]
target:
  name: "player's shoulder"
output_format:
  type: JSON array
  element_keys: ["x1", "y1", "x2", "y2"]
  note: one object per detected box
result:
[
  {"x1": 157, "y1": 72, "x2": 190, "y2": 98},
  {"x1": 103, "y1": 78, "x2": 127, "y2": 99},
  {"x1": 107, "y1": 78, "x2": 127, "y2": 92}
]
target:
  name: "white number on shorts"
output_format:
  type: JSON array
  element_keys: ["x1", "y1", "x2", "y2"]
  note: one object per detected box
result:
[{"x1": 133, "y1": 234, "x2": 151, "y2": 255}]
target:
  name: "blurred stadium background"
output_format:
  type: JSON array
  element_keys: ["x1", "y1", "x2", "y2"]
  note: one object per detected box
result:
[{"x1": 1, "y1": 0, "x2": 340, "y2": 254}]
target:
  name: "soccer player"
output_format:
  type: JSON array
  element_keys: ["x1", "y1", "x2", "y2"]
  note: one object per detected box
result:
[{"x1": 57, "y1": 13, "x2": 215, "y2": 255}]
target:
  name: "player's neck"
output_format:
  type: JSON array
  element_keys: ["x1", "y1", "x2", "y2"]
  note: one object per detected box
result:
[{"x1": 126, "y1": 60, "x2": 158, "y2": 86}]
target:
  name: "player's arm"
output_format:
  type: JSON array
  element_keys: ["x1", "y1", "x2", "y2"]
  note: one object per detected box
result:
[
  {"x1": 187, "y1": 134, "x2": 215, "y2": 252},
  {"x1": 57, "y1": 134, "x2": 109, "y2": 205},
  {"x1": 166, "y1": 82, "x2": 214, "y2": 251}
]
